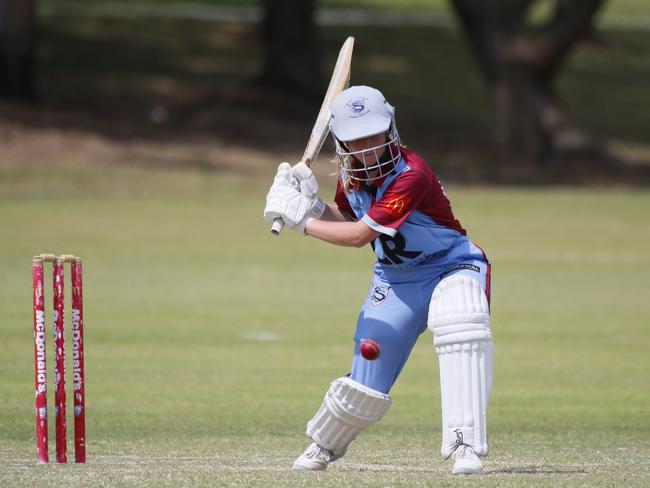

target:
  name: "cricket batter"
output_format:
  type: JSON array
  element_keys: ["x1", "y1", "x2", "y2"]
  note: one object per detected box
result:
[{"x1": 264, "y1": 86, "x2": 493, "y2": 475}]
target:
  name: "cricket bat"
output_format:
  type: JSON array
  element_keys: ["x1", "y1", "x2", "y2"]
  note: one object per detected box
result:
[{"x1": 271, "y1": 36, "x2": 355, "y2": 235}]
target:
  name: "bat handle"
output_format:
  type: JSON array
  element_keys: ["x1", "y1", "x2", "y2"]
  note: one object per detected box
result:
[{"x1": 271, "y1": 218, "x2": 284, "y2": 235}]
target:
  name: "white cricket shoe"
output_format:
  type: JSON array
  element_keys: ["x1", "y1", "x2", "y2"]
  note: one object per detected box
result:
[
  {"x1": 292, "y1": 442, "x2": 334, "y2": 471},
  {"x1": 451, "y1": 445, "x2": 483, "y2": 475}
]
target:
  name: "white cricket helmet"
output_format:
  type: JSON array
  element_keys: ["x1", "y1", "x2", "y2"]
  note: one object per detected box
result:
[{"x1": 329, "y1": 86, "x2": 401, "y2": 183}]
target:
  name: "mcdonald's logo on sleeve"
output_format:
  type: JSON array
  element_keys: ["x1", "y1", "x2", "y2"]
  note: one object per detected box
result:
[{"x1": 386, "y1": 196, "x2": 408, "y2": 215}]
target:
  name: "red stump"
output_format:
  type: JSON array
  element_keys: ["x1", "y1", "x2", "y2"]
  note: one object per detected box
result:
[
  {"x1": 53, "y1": 259, "x2": 67, "y2": 464},
  {"x1": 71, "y1": 258, "x2": 86, "y2": 463},
  {"x1": 32, "y1": 258, "x2": 49, "y2": 464},
  {"x1": 32, "y1": 254, "x2": 87, "y2": 464}
]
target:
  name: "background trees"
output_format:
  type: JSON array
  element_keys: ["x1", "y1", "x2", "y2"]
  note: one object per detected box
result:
[
  {"x1": 260, "y1": 0, "x2": 321, "y2": 97},
  {"x1": 450, "y1": 0, "x2": 606, "y2": 159},
  {"x1": 2, "y1": 0, "x2": 645, "y2": 178},
  {"x1": 262, "y1": 0, "x2": 609, "y2": 161},
  {"x1": 0, "y1": 0, "x2": 37, "y2": 99}
]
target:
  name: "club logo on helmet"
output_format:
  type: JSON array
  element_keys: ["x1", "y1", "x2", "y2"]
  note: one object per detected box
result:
[{"x1": 345, "y1": 97, "x2": 369, "y2": 117}]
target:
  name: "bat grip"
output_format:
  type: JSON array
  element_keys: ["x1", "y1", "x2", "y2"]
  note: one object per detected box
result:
[{"x1": 271, "y1": 218, "x2": 285, "y2": 235}]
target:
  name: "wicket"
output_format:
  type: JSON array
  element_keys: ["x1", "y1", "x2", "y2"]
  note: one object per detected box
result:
[{"x1": 32, "y1": 253, "x2": 86, "y2": 464}]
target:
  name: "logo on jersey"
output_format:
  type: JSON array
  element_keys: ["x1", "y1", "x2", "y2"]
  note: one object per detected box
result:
[
  {"x1": 373, "y1": 233, "x2": 422, "y2": 265},
  {"x1": 370, "y1": 285, "x2": 390, "y2": 306},
  {"x1": 441, "y1": 263, "x2": 481, "y2": 278},
  {"x1": 345, "y1": 97, "x2": 369, "y2": 117},
  {"x1": 386, "y1": 196, "x2": 407, "y2": 215}
]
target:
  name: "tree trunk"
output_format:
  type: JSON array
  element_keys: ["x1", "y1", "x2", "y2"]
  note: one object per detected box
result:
[
  {"x1": 259, "y1": 0, "x2": 321, "y2": 98},
  {"x1": 0, "y1": 0, "x2": 37, "y2": 100},
  {"x1": 450, "y1": 0, "x2": 606, "y2": 161},
  {"x1": 491, "y1": 71, "x2": 590, "y2": 160}
]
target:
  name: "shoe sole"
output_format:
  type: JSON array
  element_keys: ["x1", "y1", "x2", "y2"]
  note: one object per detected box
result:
[
  {"x1": 452, "y1": 464, "x2": 483, "y2": 475},
  {"x1": 452, "y1": 468, "x2": 483, "y2": 475},
  {"x1": 292, "y1": 462, "x2": 327, "y2": 471}
]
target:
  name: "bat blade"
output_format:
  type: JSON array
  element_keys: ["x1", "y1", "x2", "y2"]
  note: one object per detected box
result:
[
  {"x1": 301, "y1": 36, "x2": 354, "y2": 166},
  {"x1": 271, "y1": 36, "x2": 355, "y2": 235}
]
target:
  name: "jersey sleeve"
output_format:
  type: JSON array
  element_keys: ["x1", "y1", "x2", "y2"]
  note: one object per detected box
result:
[
  {"x1": 334, "y1": 179, "x2": 357, "y2": 221},
  {"x1": 362, "y1": 169, "x2": 428, "y2": 236}
]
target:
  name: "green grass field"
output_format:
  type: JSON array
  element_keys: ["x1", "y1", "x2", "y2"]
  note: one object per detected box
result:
[
  {"x1": 1, "y1": 163, "x2": 649, "y2": 486},
  {"x1": 2, "y1": 1, "x2": 650, "y2": 484}
]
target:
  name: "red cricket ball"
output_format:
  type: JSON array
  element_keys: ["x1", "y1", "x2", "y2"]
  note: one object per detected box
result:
[{"x1": 360, "y1": 339, "x2": 381, "y2": 360}]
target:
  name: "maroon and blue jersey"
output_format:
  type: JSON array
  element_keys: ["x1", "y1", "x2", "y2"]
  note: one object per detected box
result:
[
  {"x1": 335, "y1": 147, "x2": 491, "y2": 393},
  {"x1": 335, "y1": 147, "x2": 473, "y2": 271}
]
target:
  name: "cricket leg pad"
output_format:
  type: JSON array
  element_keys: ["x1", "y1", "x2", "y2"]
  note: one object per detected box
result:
[
  {"x1": 306, "y1": 376, "x2": 392, "y2": 457},
  {"x1": 428, "y1": 274, "x2": 493, "y2": 459}
]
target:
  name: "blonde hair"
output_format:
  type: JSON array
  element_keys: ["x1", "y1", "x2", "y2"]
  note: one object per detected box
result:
[{"x1": 332, "y1": 154, "x2": 355, "y2": 193}]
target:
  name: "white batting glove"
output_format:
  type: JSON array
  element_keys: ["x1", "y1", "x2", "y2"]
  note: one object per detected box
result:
[
  {"x1": 285, "y1": 194, "x2": 325, "y2": 235},
  {"x1": 288, "y1": 162, "x2": 322, "y2": 235},
  {"x1": 263, "y1": 162, "x2": 301, "y2": 224},
  {"x1": 274, "y1": 162, "x2": 300, "y2": 191},
  {"x1": 264, "y1": 182, "x2": 291, "y2": 224},
  {"x1": 293, "y1": 161, "x2": 319, "y2": 198},
  {"x1": 263, "y1": 184, "x2": 325, "y2": 233},
  {"x1": 293, "y1": 217, "x2": 315, "y2": 236},
  {"x1": 264, "y1": 161, "x2": 324, "y2": 234}
]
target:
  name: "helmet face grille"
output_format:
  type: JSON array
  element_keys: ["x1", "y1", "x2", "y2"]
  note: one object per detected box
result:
[{"x1": 336, "y1": 131, "x2": 401, "y2": 183}]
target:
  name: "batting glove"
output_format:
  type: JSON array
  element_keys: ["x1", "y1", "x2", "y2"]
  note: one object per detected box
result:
[{"x1": 292, "y1": 162, "x2": 320, "y2": 198}]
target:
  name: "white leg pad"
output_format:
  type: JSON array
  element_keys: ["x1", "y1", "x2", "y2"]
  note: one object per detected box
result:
[
  {"x1": 428, "y1": 274, "x2": 493, "y2": 458},
  {"x1": 306, "y1": 376, "x2": 392, "y2": 457}
]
